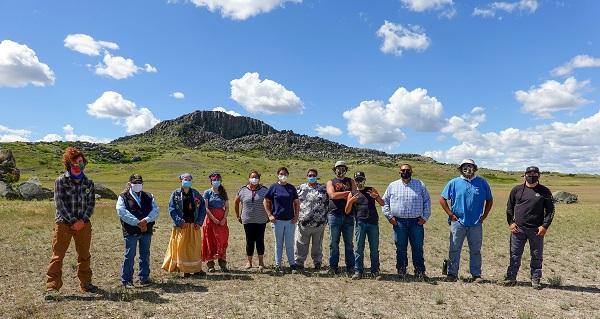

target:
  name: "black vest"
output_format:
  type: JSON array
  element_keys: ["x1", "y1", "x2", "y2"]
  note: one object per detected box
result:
[
  {"x1": 120, "y1": 191, "x2": 154, "y2": 236},
  {"x1": 328, "y1": 177, "x2": 353, "y2": 214}
]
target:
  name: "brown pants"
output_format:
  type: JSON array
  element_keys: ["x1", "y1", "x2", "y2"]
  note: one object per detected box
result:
[{"x1": 46, "y1": 222, "x2": 92, "y2": 290}]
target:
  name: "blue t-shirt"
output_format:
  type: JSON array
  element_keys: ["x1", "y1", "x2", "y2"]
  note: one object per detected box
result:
[
  {"x1": 265, "y1": 183, "x2": 298, "y2": 221},
  {"x1": 204, "y1": 189, "x2": 227, "y2": 209},
  {"x1": 441, "y1": 176, "x2": 493, "y2": 226}
]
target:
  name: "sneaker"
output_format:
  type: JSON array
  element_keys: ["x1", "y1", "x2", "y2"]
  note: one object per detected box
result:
[
  {"x1": 415, "y1": 272, "x2": 428, "y2": 281},
  {"x1": 472, "y1": 276, "x2": 484, "y2": 283},
  {"x1": 502, "y1": 276, "x2": 517, "y2": 286},
  {"x1": 80, "y1": 283, "x2": 99, "y2": 293},
  {"x1": 372, "y1": 272, "x2": 383, "y2": 280},
  {"x1": 138, "y1": 279, "x2": 152, "y2": 287},
  {"x1": 532, "y1": 278, "x2": 542, "y2": 290},
  {"x1": 445, "y1": 275, "x2": 458, "y2": 282},
  {"x1": 44, "y1": 289, "x2": 61, "y2": 301},
  {"x1": 321, "y1": 267, "x2": 339, "y2": 276},
  {"x1": 397, "y1": 270, "x2": 407, "y2": 280},
  {"x1": 314, "y1": 263, "x2": 322, "y2": 272},
  {"x1": 123, "y1": 282, "x2": 135, "y2": 289},
  {"x1": 352, "y1": 272, "x2": 362, "y2": 280},
  {"x1": 290, "y1": 264, "x2": 299, "y2": 274},
  {"x1": 207, "y1": 261, "x2": 216, "y2": 272},
  {"x1": 346, "y1": 268, "x2": 355, "y2": 278},
  {"x1": 273, "y1": 265, "x2": 283, "y2": 274},
  {"x1": 218, "y1": 260, "x2": 229, "y2": 273}
]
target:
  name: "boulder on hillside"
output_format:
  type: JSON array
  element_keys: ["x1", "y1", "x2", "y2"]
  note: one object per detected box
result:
[
  {"x1": 0, "y1": 149, "x2": 20, "y2": 183},
  {"x1": 552, "y1": 191, "x2": 578, "y2": 204},
  {"x1": 17, "y1": 181, "x2": 53, "y2": 200},
  {"x1": 0, "y1": 181, "x2": 22, "y2": 200},
  {"x1": 95, "y1": 183, "x2": 118, "y2": 200}
]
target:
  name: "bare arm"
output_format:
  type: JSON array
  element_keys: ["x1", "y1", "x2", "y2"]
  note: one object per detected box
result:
[
  {"x1": 344, "y1": 192, "x2": 358, "y2": 213},
  {"x1": 439, "y1": 197, "x2": 457, "y2": 221},
  {"x1": 234, "y1": 195, "x2": 242, "y2": 221},
  {"x1": 326, "y1": 180, "x2": 350, "y2": 199},
  {"x1": 263, "y1": 198, "x2": 275, "y2": 223}
]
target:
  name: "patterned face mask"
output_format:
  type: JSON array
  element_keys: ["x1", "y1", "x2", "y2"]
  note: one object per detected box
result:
[
  {"x1": 335, "y1": 167, "x2": 347, "y2": 178},
  {"x1": 461, "y1": 165, "x2": 475, "y2": 178}
]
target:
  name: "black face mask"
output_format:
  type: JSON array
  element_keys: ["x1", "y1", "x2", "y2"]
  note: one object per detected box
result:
[
  {"x1": 526, "y1": 176, "x2": 539, "y2": 184},
  {"x1": 400, "y1": 172, "x2": 412, "y2": 179}
]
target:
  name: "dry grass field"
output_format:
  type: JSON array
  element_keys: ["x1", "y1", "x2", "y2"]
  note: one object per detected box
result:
[{"x1": 1, "y1": 145, "x2": 599, "y2": 319}]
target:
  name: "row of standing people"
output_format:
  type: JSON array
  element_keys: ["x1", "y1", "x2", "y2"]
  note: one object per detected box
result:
[{"x1": 45, "y1": 148, "x2": 555, "y2": 299}]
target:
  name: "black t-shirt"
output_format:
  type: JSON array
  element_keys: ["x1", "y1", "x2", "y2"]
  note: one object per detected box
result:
[
  {"x1": 182, "y1": 190, "x2": 196, "y2": 223},
  {"x1": 328, "y1": 177, "x2": 353, "y2": 215},
  {"x1": 353, "y1": 187, "x2": 378, "y2": 224},
  {"x1": 506, "y1": 183, "x2": 555, "y2": 229}
]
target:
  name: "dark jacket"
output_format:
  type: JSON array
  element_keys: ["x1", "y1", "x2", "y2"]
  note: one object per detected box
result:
[
  {"x1": 168, "y1": 188, "x2": 206, "y2": 226},
  {"x1": 120, "y1": 190, "x2": 155, "y2": 236}
]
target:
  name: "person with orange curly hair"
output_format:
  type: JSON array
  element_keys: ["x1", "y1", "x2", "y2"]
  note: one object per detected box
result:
[{"x1": 45, "y1": 147, "x2": 97, "y2": 300}]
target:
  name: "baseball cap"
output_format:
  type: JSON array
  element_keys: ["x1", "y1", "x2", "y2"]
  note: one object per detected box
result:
[
  {"x1": 525, "y1": 166, "x2": 540, "y2": 174},
  {"x1": 129, "y1": 174, "x2": 143, "y2": 184},
  {"x1": 354, "y1": 171, "x2": 366, "y2": 181}
]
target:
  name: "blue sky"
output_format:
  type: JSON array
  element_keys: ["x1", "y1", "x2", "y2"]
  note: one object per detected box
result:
[{"x1": 1, "y1": 0, "x2": 599, "y2": 173}]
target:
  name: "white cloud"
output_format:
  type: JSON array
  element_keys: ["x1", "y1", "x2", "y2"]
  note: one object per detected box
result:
[
  {"x1": 87, "y1": 91, "x2": 160, "y2": 134},
  {"x1": 230, "y1": 72, "x2": 303, "y2": 114},
  {"x1": 95, "y1": 53, "x2": 156, "y2": 80},
  {"x1": 212, "y1": 106, "x2": 241, "y2": 117},
  {"x1": 39, "y1": 125, "x2": 111, "y2": 143},
  {"x1": 144, "y1": 63, "x2": 158, "y2": 73},
  {"x1": 171, "y1": 91, "x2": 185, "y2": 99},
  {"x1": 343, "y1": 87, "x2": 445, "y2": 146},
  {"x1": 425, "y1": 109, "x2": 600, "y2": 174},
  {"x1": 64, "y1": 34, "x2": 119, "y2": 56},
  {"x1": 551, "y1": 55, "x2": 600, "y2": 77},
  {"x1": 376, "y1": 21, "x2": 430, "y2": 56},
  {"x1": 315, "y1": 125, "x2": 343, "y2": 137},
  {"x1": 189, "y1": 0, "x2": 302, "y2": 20},
  {"x1": 515, "y1": 77, "x2": 591, "y2": 118},
  {"x1": 473, "y1": 0, "x2": 538, "y2": 18},
  {"x1": 0, "y1": 40, "x2": 55, "y2": 88},
  {"x1": 0, "y1": 124, "x2": 31, "y2": 142},
  {"x1": 400, "y1": 0, "x2": 453, "y2": 11}
]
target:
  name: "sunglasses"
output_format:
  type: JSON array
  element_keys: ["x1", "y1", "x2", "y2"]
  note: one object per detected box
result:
[
  {"x1": 307, "y1": 174, "x2": 317, "y2": 177},
  {"x1": 400, "y1": 169, "x2": 411, "y2": 172}
]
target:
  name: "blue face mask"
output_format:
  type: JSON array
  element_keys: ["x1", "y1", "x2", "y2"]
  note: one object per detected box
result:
[
  {"x1": 307, "y1": 176, "x2": 317, "y2": 183},
  {"x1": 182, "y1": 180, "x2": 192, "y2": 188},
  {"x1": 211, "y1": 180, "x2": 221, "y2": 188}
]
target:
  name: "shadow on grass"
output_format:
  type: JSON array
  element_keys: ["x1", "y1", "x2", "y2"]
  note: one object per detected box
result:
[
  {"x1": 61, "y1": 287, "x2": 169, "y2": 304},
  {"x1": 545, "y1": 284, "x2": 600, "y2": 294},
  {"x1": 202, "y1": 273, "x2": 254, "y2": 281},
  {"x1": 155, "y1": 281, "x2": 209, "y2": 293}
]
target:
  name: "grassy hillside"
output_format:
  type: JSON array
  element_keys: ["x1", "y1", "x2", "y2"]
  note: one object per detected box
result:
[{"x1": 1, "y1": 142, "x2": 600, "y2": 319}]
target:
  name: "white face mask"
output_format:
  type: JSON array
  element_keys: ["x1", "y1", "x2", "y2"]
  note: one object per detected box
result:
[
  {"x1": 249, "y1": 177, "x2": 259, "y2": 185},
  {"x1": 278, "y1": 175, "x2": 288, "y2": 182},
  {"x1": 131, "y1": 183, "x2": 143, "y2": 193}
]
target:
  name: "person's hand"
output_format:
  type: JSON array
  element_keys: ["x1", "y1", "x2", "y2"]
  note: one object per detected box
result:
[
  {"x1": 291, "y1": 216, "x2": 298, "y2": 224},
  {"x1": 268, "y1": 215, "x2": 276, "y2": 223},
  {"x1": 71, "y1": 220, "x2": 85, "y2": 231},
  {"x1": 479, "y1": 214, "x2": 488, "y2": 224},
  {"x1": 219, "y1": 218, "x2": 227, "y2": 226},
  {"x1": 536, "y1": 226, "x2": 547, "y2": 237},
  {"x1": 138, "y1": 219, "x2": 148, "y2": 232},
  {"x1": 367, "y1": 190, "x2": 380, "y2": 199},
  {"x1": 417, "y1": 217, "x2": 427, "y2": 225},
  {"x1": 349, "y1": 192, "x2": 360, "y2": 202},
  {"x1": 194, "y1": 223, "x2": 200, "y2": 230},
  {"x1": 509, "y1": 223, "x2": 518, "y2": 234},
  {"x1": 388, "y1": 217, "x2": 398, "y2": 226},
  {"x1": 449, "y1": 214, "x2": 458, "y2": 222}
]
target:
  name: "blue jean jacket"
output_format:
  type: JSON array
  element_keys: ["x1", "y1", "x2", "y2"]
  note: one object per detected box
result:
[{"x1": 168, "y1": 188, "x2": 206, "y2": 226}]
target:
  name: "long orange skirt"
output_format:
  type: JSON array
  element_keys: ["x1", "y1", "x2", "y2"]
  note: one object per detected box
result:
[
  {"x1": 202, "y1": 207, "x2": 229, "y2": 261},
  {"x1": 162, "y1": 226, "x2": 203, "y2": 273}
]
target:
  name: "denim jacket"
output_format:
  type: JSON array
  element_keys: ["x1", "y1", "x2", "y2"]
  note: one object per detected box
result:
[{"x1": 168, "y1": 188, "x2": 206, "y2": 226}]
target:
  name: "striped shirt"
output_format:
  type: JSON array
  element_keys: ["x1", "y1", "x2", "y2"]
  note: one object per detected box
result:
[
  {"x1": 54, "y1": 171, "x2": 96, "y2": 224},
  {"x1": 383, "y1": 178, "x2": 431, "y2": 220},
  {"x1": 237, "y1": 185, "x2": 269, "y2": 224}
]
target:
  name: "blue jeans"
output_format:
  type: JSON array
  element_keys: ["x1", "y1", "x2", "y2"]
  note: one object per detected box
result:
[
  {"x1": 393, "y1": 218, "x2": 425, "y2": 274},
  {"x1": 328, "y1": 213, "x2": 355, "y2": 270},
  {"x1": 121, "y1": 233, "x2": 152, "y2": 284},
  {"x1": 272, "y1": 220, "x2": 296, "y2": 267},
  {"x1": 354, "y1": 221, "x2": 379, "y2": 274},
  {"x1": 448, "y1": 221, "x2": 482, "y2": 277}
]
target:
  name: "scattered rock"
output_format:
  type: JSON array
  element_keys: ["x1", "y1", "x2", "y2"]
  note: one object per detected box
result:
[
  {"x1": 0, "y1": 181, "x2": 22, "y2": 200},
  {"x1": 95, "y1": 194, "x2": 102, "y2": 200},
  {"x1": 0, "y1": 148, "x2": 20, "y2": 183},
  {"x1": 17, "y1": 181, "x2": 53, "y2": 200},
  {"x1": 552, "y1": 191, "x2": 578, "y2": 204},
  {"x1": 95, "y1": 183, "x2": 118, "y2": 200},
  {"x1": 26, "y1": 176, "x2": 42, "y2": 186}
]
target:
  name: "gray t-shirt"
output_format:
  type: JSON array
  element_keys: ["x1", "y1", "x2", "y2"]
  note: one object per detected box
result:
[{"x1": 237, "y1": 185, "x2": 269, "y2": 224}]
